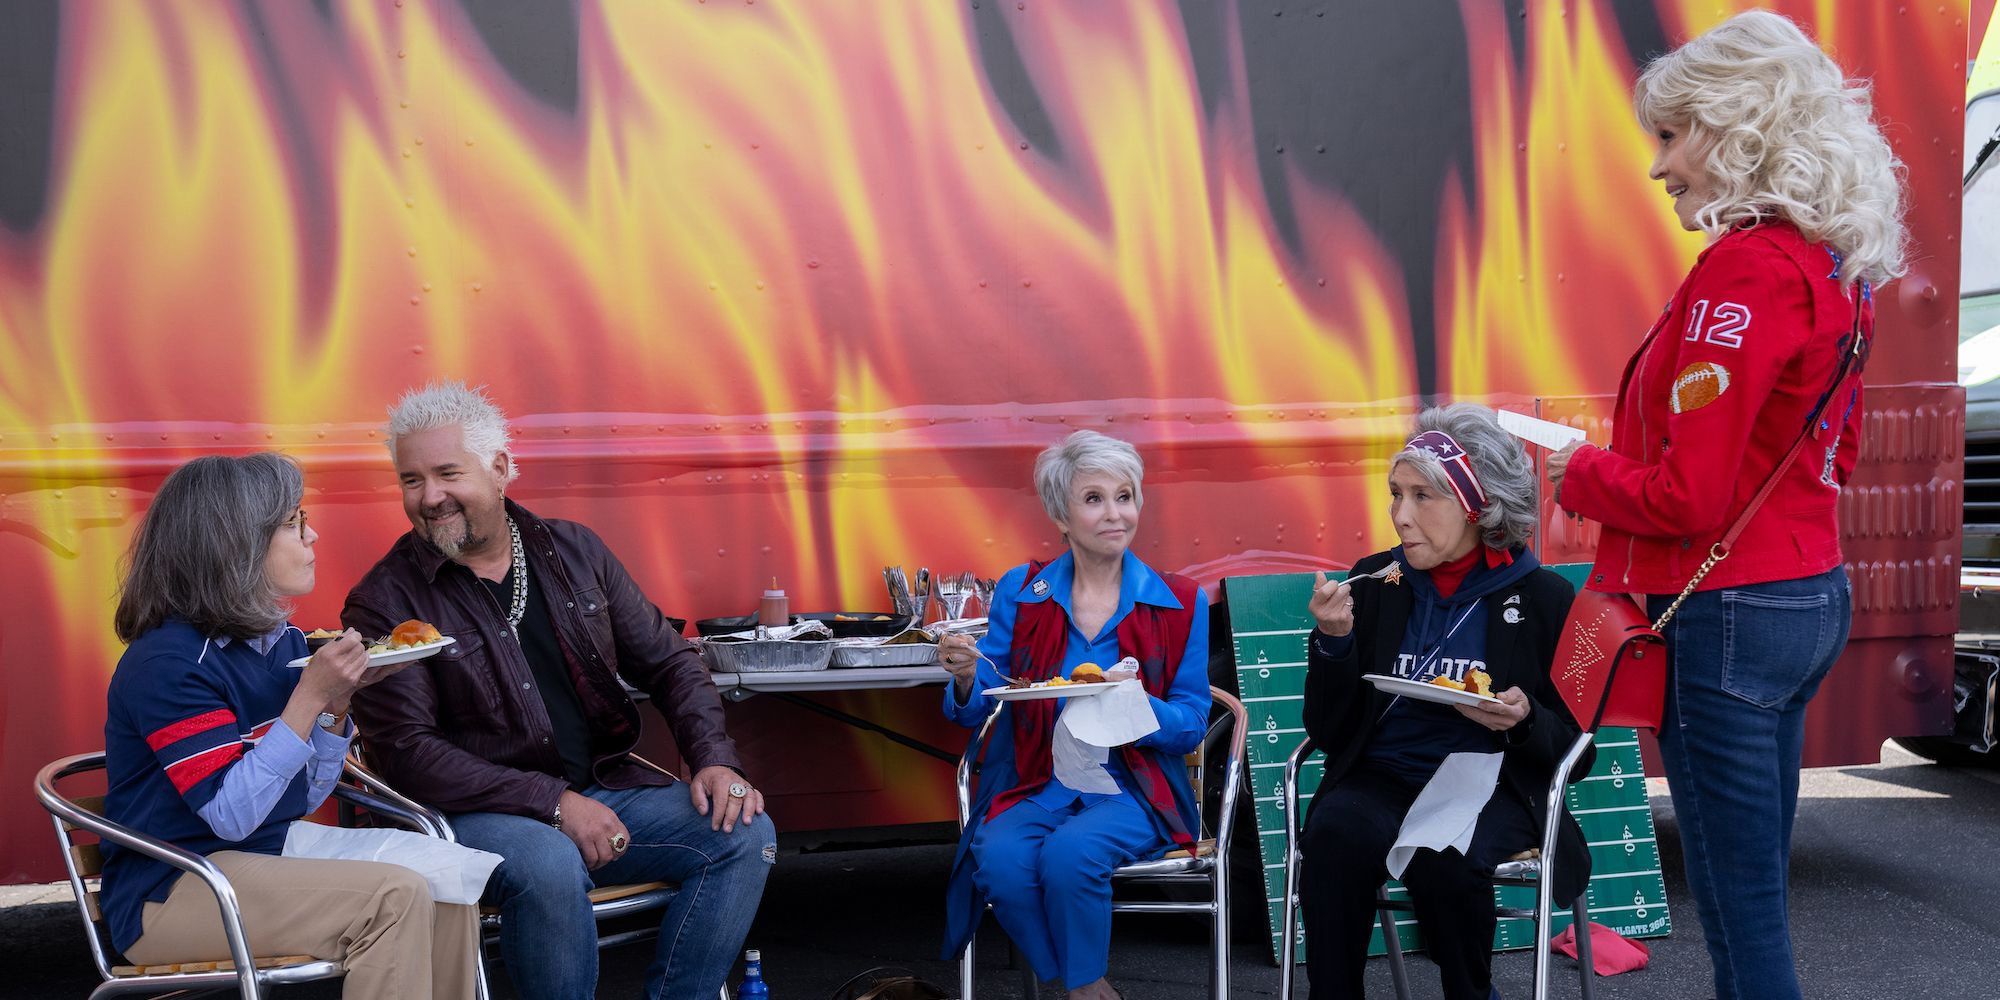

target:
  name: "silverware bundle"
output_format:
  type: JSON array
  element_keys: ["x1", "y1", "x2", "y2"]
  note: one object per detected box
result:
[
  {"x1": 882, "y1": 566, "x2": 913, "y2": 615},
  {"x1": 885, "y1": 566, "x2": 1001, "y2": 621}
]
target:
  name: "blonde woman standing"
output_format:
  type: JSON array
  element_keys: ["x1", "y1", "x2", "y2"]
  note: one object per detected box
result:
[{"x1": 1548, "y1": 12, "x2": 1907, "y2": 1000}]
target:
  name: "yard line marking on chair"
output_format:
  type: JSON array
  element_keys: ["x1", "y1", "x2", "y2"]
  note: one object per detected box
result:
[
  {"x1": 1591, "y1": 869, "x2": 1663, "y2": 879},
  {"x1": 1569, "y1": 804, "x2": 1652, "y2": 816},
  {"x1": 1235, "y1": 628, "x2": 1313, "y2": 637},
  {"x1": 1238, "y1": 660, "x2": 1308, "y2": 669},
  {"x1": 1586, "y1": 837, "x2": 1657, "y2": 848},
  {"x1": 1593, "y1": 741, "x2": 1639, "y2": 748},
  {"x1": 1557, "y1": 903, "x2": 1661, "y2": 916},
  {"x1": 1243, "y1": 695, "x2": 1308, "y2": 703}
]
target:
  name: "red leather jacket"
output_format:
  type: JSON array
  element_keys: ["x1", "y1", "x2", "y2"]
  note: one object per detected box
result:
[
  {"x1": 1558, "y1": 222, "x2": 1869, "y2": 595},
  {"x1": 344, "y1": 501, "x2": 741, "y2": 820}
]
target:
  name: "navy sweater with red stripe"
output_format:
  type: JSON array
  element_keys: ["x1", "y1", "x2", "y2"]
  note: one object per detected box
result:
[{"x1": 101, "y1": 619, "x2": 309, "y2": 952}]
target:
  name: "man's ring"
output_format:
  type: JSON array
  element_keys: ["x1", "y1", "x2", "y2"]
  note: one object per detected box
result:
[
  {"x1": 728, "y1": 782, "x2": 748, "y2": 799},
  {"x1": 609, "y1": 833, "x2": 628, "y2": 853}
]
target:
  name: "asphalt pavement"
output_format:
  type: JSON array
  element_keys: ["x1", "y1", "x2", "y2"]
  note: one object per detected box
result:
[{"x1": 3, "y1": 742, "x2": 1996, "y2": 999}]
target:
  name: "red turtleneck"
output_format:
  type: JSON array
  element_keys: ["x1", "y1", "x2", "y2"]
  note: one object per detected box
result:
[{"x1": 1426, "y1": 545, "x2": 1513, "y2": 599}]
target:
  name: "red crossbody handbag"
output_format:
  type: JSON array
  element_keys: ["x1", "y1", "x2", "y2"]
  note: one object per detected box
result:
[{"x1": 1554, "y1": 294, "x2": 1870, "y2": 732}]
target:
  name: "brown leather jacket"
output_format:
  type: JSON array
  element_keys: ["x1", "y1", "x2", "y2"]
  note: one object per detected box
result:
[{"x1": 343, "y1": 500, "x2": 742, "y2": 821}]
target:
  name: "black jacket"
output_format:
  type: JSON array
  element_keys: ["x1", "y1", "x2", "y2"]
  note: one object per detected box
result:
[
  {"x1": 1303, "y1": 548, "x2": 1594, "y2": 902},
  {"x1": 345, "y1": 500, "x2": 742, "y2": 821}
]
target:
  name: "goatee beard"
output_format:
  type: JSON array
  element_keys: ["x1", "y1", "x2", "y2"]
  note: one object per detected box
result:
[{"x1": 422, "y1": 506, "x2": 486, "y2": 558}]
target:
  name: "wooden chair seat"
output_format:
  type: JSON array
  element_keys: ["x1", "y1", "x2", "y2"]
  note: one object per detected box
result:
[
  {"x1": 478, "y1": 880, "x2": 674, "y2": 916},
  {"x1": 112, "y1": 955, "x2": 321, "y2": 977},
  {"x1": 1162, "y1": 838, "x2": 1218, "y2": 860}
]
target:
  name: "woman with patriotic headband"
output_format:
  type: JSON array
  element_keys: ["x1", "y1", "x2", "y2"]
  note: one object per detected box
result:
[
  {"x1": 101, "y1": 454, "x2": 477, "y2": 998},
  {"x1": 1547, "y1": 12, "x2": 1905, "y2": 1000},
  {"x1": 1298, "y1": 404, "x2": 1589, "y2": 1000}
]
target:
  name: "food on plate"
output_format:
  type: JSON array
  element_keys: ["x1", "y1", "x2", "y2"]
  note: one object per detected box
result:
[
  {"x1": 387, "y1": 619, "x2": 444, "y2": 649},
  {"x1": 303, "y1": 627, "x2": 348, "y2": 651},
  {"x1": 1465, "y1": 669, "x2": 1494, "y2": 697},
  {"x1": 1428, "y1": 675, "x2": 1466, "y2": 692},
  {"x1": 1069, "y1": 663, "x2": 1105, "y2": 684}
]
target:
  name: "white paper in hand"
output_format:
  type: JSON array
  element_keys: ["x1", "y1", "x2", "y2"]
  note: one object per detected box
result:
[
  {"x1": 283, "y1": 821, "x2": 504, "y2": 905},
  {"x1": 1496, "y1": 409, "x2": 1587, "y2": 451},
  {"x1": 1385, "y1": 752, "x2": 1504, "y2": 880},
  {"x1": 1062, "y1": 678, "x2": 1161, "y2": 747},
  {"x1": 1053, "y1": 713, "x2": 1120, "y2": 794}
]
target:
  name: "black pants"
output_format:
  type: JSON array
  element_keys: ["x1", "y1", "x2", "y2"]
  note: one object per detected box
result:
[{"x1": 1299, "y1": 764, "x2": 1539, "y2": 1000}]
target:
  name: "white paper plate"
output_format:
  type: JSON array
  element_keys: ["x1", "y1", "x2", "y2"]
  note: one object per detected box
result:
[
  {"x1": 1362, "y1": 673, "x2": 1503, "y2": 708},
  {"x1": 287, "y1": 636, "x2": 456, "y2": 670},
  {"x1": 981, "y1": 681, "x2": 1120, "y2": 702}
]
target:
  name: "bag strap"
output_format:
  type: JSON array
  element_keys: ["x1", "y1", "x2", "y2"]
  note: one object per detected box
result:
[{"x1": 1650, "y1": 288, "x2": 1870, "y2": 632}]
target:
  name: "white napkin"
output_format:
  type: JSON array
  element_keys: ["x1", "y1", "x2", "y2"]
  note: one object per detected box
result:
[
  {"x1": 283, "y1": 822, "x2": 504, "y2": 905},
  {"x1": 1385, "y1": 751, "x2": 1504, "y2": 880},
  {"x1": 1050, "y1": 664, "x2": 1162, "y2": 794},
  {"x1": 1061, "y1": 678, "x2": 1161, "y2": 748},
  {"x1": 1053, "y1": 713, "x2": 1120, "y2": 794}
]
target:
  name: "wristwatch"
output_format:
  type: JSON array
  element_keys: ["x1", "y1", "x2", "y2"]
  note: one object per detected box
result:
[
  {"x1": 314, "y1": 711, "x2": 341, "y2": 732},
  {"x1": 550, "y1": 802, "x2": 564, "y2": 831}
]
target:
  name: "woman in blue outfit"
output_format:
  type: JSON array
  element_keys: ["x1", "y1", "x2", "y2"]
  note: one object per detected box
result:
[{"x1": 939, "y1": 430, "x2": 1213, "y2": 1000}]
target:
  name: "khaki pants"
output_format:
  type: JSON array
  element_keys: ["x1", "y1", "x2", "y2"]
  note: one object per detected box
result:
[{"x1": 124, "y1": 851, "x2": 478, "y2": 1000}]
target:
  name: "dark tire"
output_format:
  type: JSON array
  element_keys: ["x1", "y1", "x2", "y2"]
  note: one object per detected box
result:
[{"x1": 1893, "y1": 736, "x2": 2000, "y2": 768}]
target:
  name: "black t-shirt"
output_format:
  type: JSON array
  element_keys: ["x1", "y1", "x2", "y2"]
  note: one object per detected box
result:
[{"x1": 482, "y1": 568, "x2": 596, "y2": 789}]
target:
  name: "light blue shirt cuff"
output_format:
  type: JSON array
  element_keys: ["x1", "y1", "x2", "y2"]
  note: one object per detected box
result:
[{"x1": 196, "y1": 722, "x2": 315, "y2": 841}]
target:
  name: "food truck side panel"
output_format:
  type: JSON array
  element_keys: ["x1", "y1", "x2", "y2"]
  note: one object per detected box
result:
[{"x1": 0, "y1": 2, "x2": 1963, "y2": 882}]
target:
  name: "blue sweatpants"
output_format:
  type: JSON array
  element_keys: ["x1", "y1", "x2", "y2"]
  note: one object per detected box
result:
[{"x1": 968, "y1": 793, "x2": 1164, "y2": 988}]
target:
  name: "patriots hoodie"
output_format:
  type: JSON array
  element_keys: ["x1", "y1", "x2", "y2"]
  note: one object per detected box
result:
[{"x1": 1362, "y1": 545, "x2": 1544, "y2": 784}]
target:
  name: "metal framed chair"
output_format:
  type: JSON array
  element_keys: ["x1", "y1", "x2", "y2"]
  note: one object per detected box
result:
[
  {"x1": 954, "y1": 685, "x2": 1247, "y2": 999},
  {"x1": 35, "y1": 750, "x2": 452, "y2": 1000},
  {"x1": 341, "y1": 749, "x2": 728, "y2": 1000},
  {"x1": 1276, "y1": 732, "x2": 1600, "y2": 1000}
]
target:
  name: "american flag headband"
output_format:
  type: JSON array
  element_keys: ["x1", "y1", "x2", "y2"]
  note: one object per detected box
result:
[{"x1": 1402, "y1": 431, "x2": 1489, "y2": 524}]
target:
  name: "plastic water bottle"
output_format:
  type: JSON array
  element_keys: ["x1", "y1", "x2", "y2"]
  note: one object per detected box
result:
[{"x1": 738, "y1": 949, "x2": 770, "y2": 998}]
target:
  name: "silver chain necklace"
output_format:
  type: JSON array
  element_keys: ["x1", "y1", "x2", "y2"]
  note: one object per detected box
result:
[{"x1": 506, "y1": 517, "x2": 530, "y2": 631}]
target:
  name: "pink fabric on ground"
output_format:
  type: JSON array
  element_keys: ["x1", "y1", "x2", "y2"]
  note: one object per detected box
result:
[{"x1": 1550, "y1": 921, "x2": 1651, "y2": 975}]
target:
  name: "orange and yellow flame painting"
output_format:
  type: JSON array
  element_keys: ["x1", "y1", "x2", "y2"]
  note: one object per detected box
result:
[{"x1": 0, "y1": 1, "x2": 1966, "y2": 880}]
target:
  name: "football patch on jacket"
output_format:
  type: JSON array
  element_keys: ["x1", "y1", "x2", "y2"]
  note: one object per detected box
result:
[{"x1": 1670, "y1": 361, "x2": 1730, "y2": 414}]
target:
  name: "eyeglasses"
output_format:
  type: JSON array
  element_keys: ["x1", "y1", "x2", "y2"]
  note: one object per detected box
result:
[{"x1": 281, "y1": 508, "x2": 310, "y2": 541}]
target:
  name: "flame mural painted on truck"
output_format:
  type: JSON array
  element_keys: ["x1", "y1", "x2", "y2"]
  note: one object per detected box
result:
[{"x1": 0, "y1": 1, "x2": 1966, "y2": 881}]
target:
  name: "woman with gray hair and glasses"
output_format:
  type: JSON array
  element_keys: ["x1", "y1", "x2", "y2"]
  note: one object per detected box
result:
[
  {"x1": 100, "y1": 454, "x2": 478, "y2": 999},
  {"x1": 937, "y1": 430, "x2": 1212, "y2": 1000},
  {"x1": 1296, "y1": 404, "x2": 1589, "y2": 1000}
]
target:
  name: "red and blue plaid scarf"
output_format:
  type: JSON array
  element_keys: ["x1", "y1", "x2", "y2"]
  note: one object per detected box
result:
[{"x1": 985, "y1": 561, "x2": 1200, "y2": 848}]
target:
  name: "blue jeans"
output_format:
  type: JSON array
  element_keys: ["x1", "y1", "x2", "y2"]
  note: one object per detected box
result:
[
  {"x1": 1649, "y1": 566, "x2": 1850, "y2": 1000},
  {"x1": 451, "y1": 783, "x2": 776, "y2": 1000}
]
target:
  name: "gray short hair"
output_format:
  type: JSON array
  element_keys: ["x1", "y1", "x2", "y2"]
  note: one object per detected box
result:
[
  {"x1": 115, "y1": 453, "x2": 305, "y2": 642},
  {"x1": 385, "y1": 380, "x2": 517, "y2": 484},
  {"x1": 1390, "y1": 404, "x2": 1539, "y2": 551},
  {"x1": 1634, "y1": 10, "x2": 1907, "y2": 286},
  {"x1": 1033, "y1": 430, "x2": 1145, "y2": 524}
]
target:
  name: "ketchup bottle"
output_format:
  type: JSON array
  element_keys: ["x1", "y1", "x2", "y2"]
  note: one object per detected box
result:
[{"x1": 758, "y1": 578, "x2": 789, "y2": 627}]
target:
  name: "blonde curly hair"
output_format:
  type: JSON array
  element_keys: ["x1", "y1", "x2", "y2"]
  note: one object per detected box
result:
[{"x1": 1634, "y1": 10, "x2": 1907, "y2": 287}]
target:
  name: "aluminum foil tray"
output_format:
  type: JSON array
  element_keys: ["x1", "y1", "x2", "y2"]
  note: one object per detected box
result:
[
  {"x1": 700, "y1": 637, "x2": 833, "y2": 673},
  {"x1": 830, "y1": 641, "x2": 939, "y2": 669}
]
